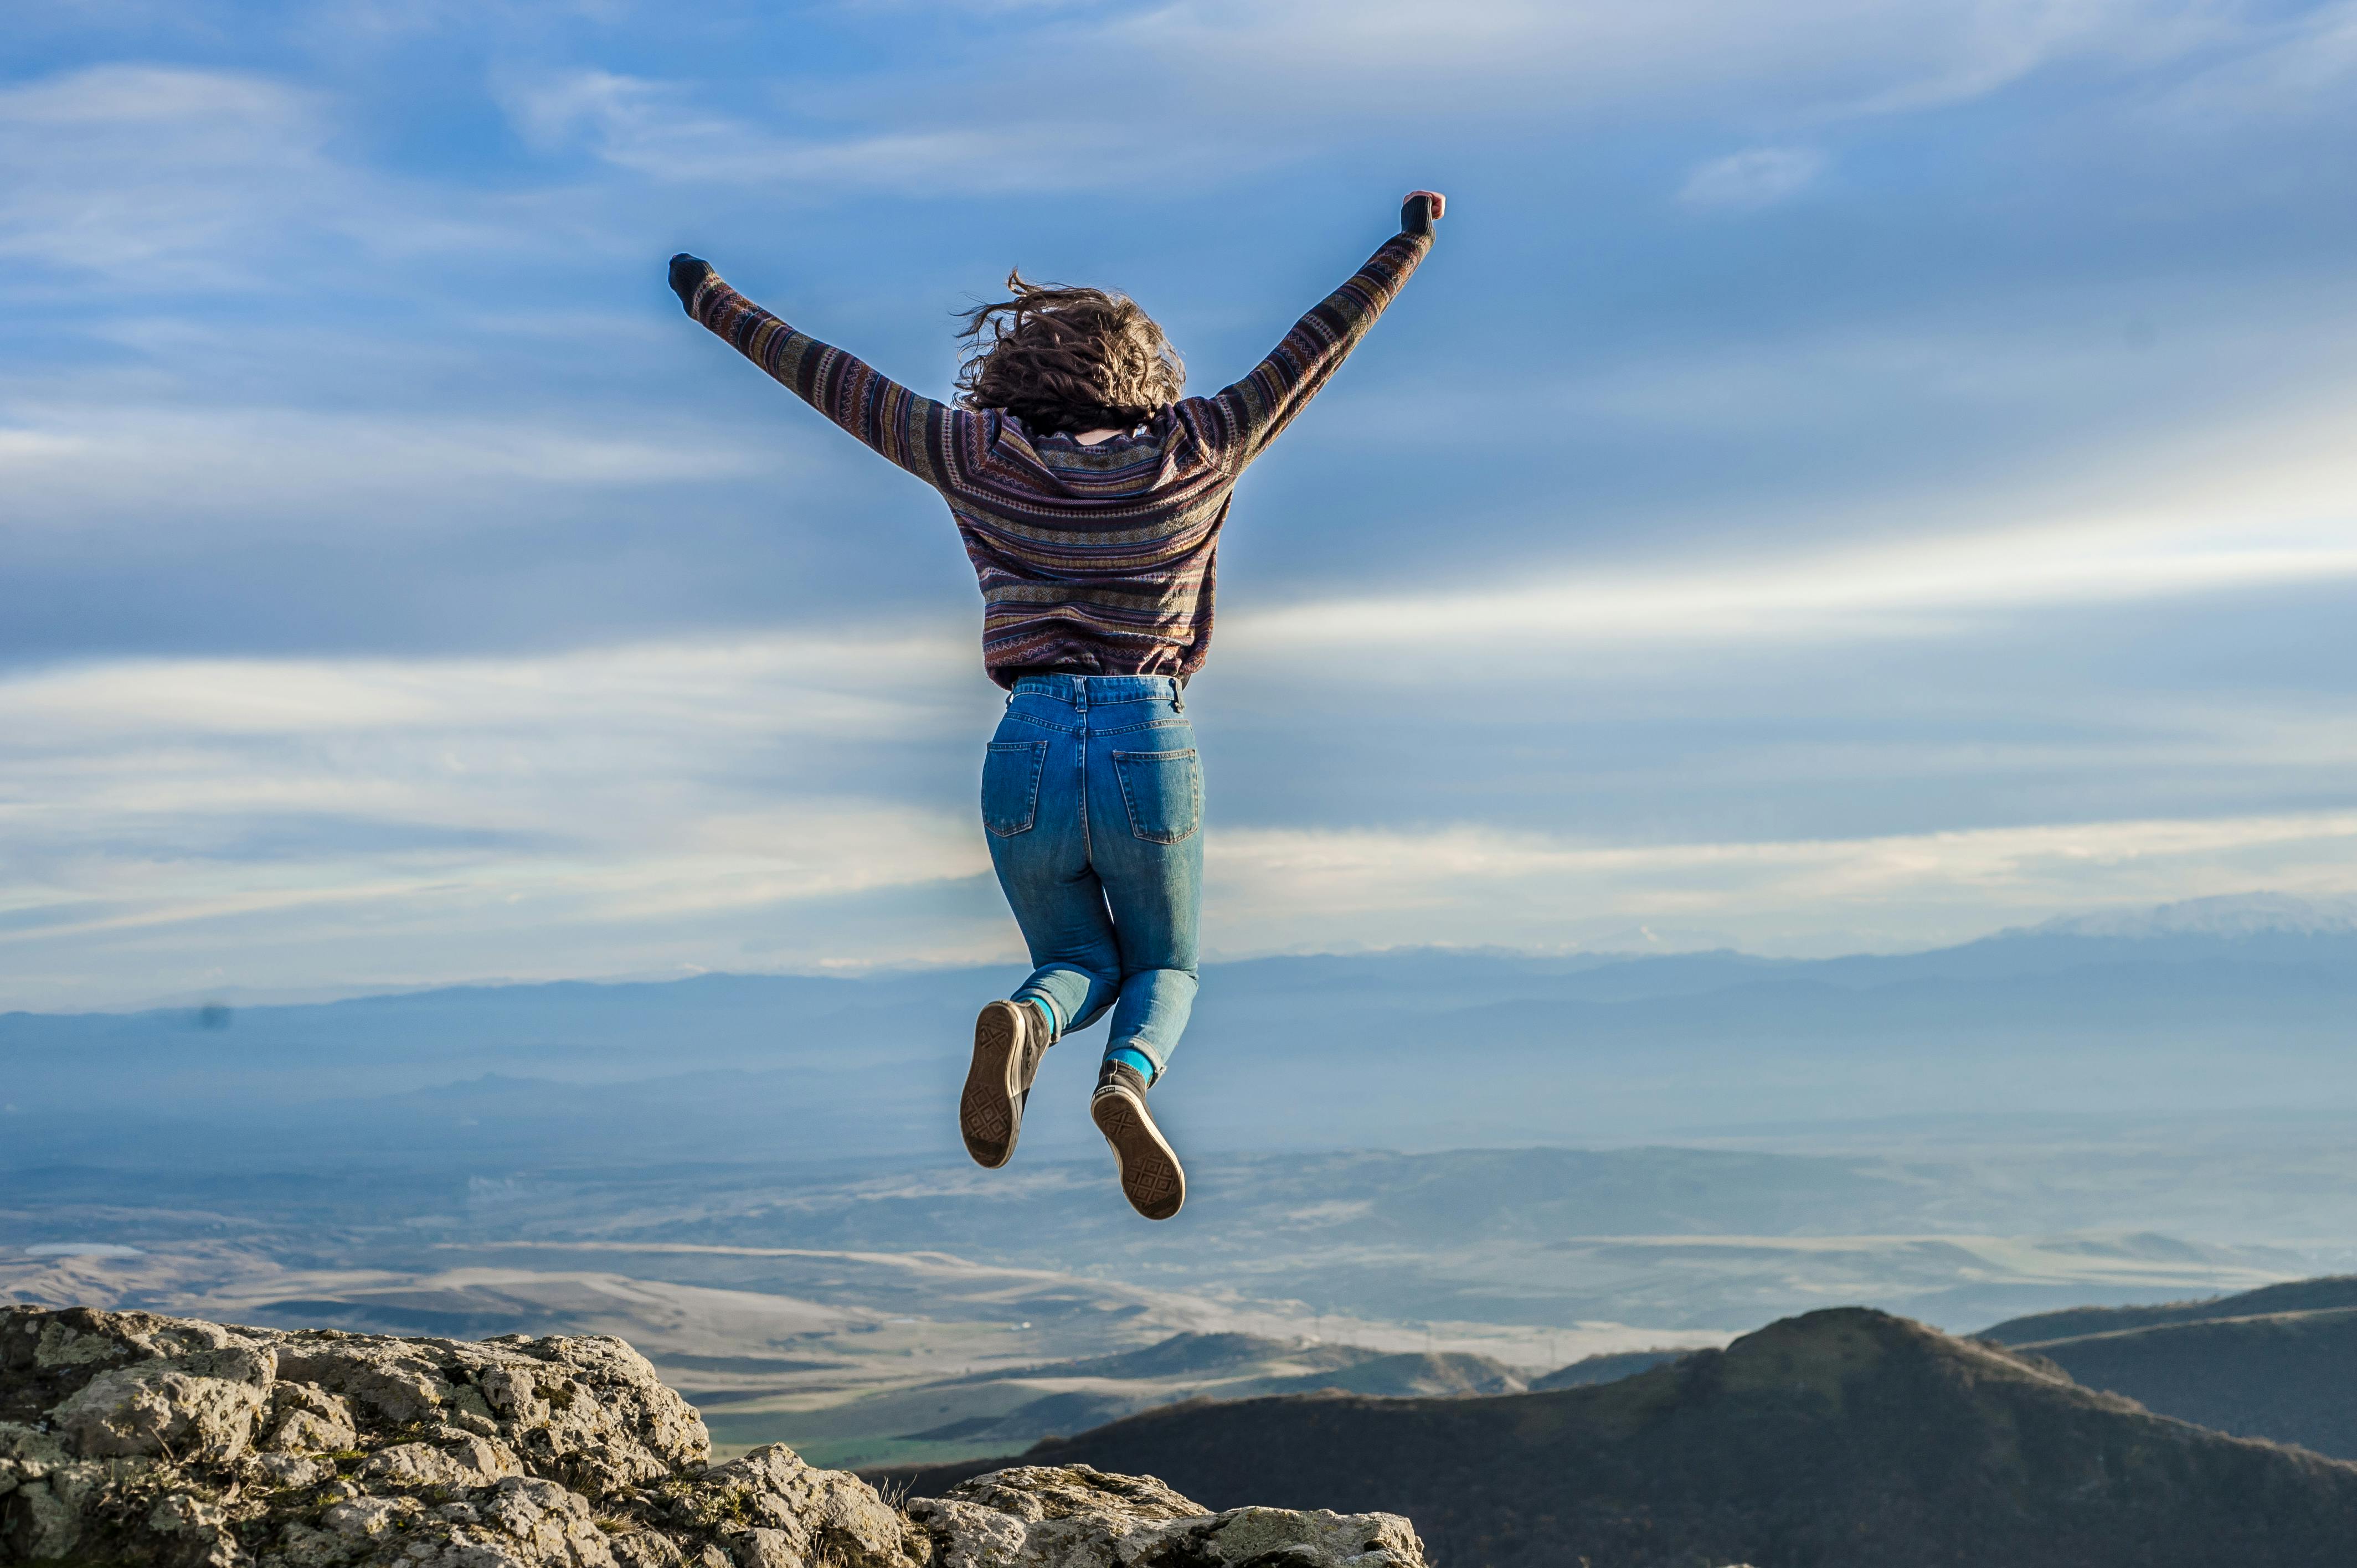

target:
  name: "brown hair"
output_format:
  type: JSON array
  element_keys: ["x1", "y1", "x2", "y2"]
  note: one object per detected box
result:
[{"x1": 955, "y1": 271, "x2": 1184, "y2": 435}]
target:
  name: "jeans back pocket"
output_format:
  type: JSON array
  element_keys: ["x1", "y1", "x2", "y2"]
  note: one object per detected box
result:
[
  {"x1": 981, "y1": 740, "x2": 1047, "y2": 837},
  {"x1": 1113, "y1": 749, "x2": 1201, "y2": 844}
]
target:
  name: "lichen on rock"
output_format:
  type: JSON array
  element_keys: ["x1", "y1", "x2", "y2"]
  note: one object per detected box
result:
[{"x1": 0, "y1": 1306, "x2": 1429, "y2": 1568}]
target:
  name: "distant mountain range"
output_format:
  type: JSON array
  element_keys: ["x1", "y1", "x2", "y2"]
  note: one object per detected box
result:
[
  {"x1": 2023, "y1": 891, "x2": 2357, "y2": 940},
  {"x1": 5, "y1": 891, "x2": 2354, "y2": 1172},
  {"x1": 851, "y1": 1334, "x2": 1531, "y2": 1461},
  {"x1": 7, "y1": 891, "x2": 2350, "y2": 1358},
  {"x1": 946, "y1": 1332, "x2": 1524, "y2": 1397},
  {"x1": 1527, "y1": 1347, "x2": 1691, "y2": 1389},
  {"x1": 1982, "y1": 1273, "x2": 2357, "y2": 1343},
  {"x1": 1982, "y1": 1276, "x2": 2357, "y2": 1459},
  {"x1": 4, "y1": 1136, "x2": 2305, "y2": 1341},
  {"x1": 874, "y1": 1306, "x2": 2357, "y2": 1568}
]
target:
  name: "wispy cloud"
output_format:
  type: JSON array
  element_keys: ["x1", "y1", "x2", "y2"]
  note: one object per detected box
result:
[
  {"x1": 498, "y1": 0, "x2": 2277, "y2": 200},
  {"x1": 2140, "y1": 0, "x2": 2357, "y2": 117},
  {"x1": 0, "y1": 632, "x2": 999, "y2": 1008},
  {"x1": 1826, "y1": 0, "x2": 2235, "y2": 117},
  {"x1": 3, "y1": 602, "x2": 2353, "y2": 1007},
  {"x1": 0, "y1": 400, "x2": 775, "y2": 531},
  {"x1": 1236, "y1": 515, "x2": 2357, "y2": 652},
  {"x1": 0, "y1": 64, "x2": 536, "y2": 290},
  {"x1": 1092, "y1": 0, "x2": 2263, "y2": 125},
  {"x1": 1236, "y1": 390, "x2": 2357, "y2": 653},
  {"x1": 0, "y1": 66, "x2": 328, "y2": 284},
  {"x1": 1205, "y1": 810, "x2": 2357, "y2": 958},
  {"x1": 501, "y1": 69, "x2": 1161, "y2": 194},
  {"x1": 6, "y1": 1, "x2": 2355, "y2": 1004},
  {"x1": 1677, "y1": 148, "x2": 1826, "y2": 212}
]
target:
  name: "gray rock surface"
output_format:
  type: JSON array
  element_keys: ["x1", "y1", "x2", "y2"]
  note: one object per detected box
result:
[
  {"x1": 910, "y1": 1466, "x2": 1425, "y2": 1568},
  {"x1": 0, "y1": 1306, "x2": 1428, "y2": 1568}
]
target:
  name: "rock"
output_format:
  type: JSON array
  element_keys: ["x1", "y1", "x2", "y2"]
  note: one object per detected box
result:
[
  {"x1": 0, "y1": 1305, "x2": 1428, "y2": 1568},
  {"x1": 52, "y1": 1345, "x2": 275, "y2": 1462},
  {"x1": 478, "y1": 1476, "x2": 619, "y2": 1566},
  {"x1": 360, "y1": 1433, "x2": 526, "y2": 1488},
  {"x1": 910, "y1": 1466, "x2": 1424, "y2": 1568},
  {"x1": 266, "y1": 1380, "x2": 360, "y2": 1453},
  {"x1": 147, "y1": 1489, "x2": 245, "y2": 1568},
  {"x1": 699, "y1": 1444, "x2": 928, "y2": 1568},
  {"x1": 251, "y1": 1452, "x2": 327, "y2": 1488},
  {"x1": 327, "y1": 1495, "x2": 421, "y2": 1536}
]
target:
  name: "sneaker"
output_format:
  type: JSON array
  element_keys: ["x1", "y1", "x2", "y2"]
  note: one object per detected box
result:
[
  {"x1": 961, "y1": 1000, "x2": 1051, "y2": 1169},
  {"x1": 1090, "y1": 1060, "x2": 1186, "y2": 1220}
]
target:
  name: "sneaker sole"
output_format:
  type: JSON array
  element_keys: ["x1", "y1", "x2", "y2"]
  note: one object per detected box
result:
[
  {"x1": 1092, "y1": 1086, "x2": 1185, "y2": 1220},
  {"x1": 961, "y1": 1002, "x2": 1025, "y2": 1169}
]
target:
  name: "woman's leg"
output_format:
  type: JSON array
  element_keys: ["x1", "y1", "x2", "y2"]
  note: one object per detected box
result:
[
  {"x1": 982, "y1": 715, "x2": 1122, "y2": 1032},
  {"x1": 999, "y1": 869, "x2": 1123, "y2": 1035},
  {"x1": 1085, "y1": 720, "x2": 1205, "y2": 1082},
  {"x1": 965, "y1": 703, "x2": 1121, "y2": 1168},
  {"x1": 1049, "y1": 679, "x2": 1198, "y2": 1219}
]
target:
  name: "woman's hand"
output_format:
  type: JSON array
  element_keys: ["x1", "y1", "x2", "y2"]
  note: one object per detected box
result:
[
  {"x1": 669, "y1": 252, "x2": 714, "y2": 314},
  {"x1": 1401, "y1": 190, "x2": 1447, "y2": 236}
]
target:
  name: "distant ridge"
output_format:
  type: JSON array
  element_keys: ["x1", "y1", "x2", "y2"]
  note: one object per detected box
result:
[
  {"x1": 874, "y1": 1307, "x2": 2357, "y2": 1568},
  {"x1": 1527, "y1": 1347, "x2": 1691, "y2": 1390},
  {"x1": 1980, "y1": 1273, "x2": 2357, "y2": 1343},
  {"x1": 1980, "y1": 1276, "x2": 2357, "y2": 1461},
  {"x1": 29, "y1": 889, "x2": 2356, "y2": 1021},
  {"x1": 961, "y1": 1332, "x2": 1372, "y2": 1383},
  {"x1": 898, "y1": 1337, "x2": 1529, "y2": 1451},
  {"x1": 2019, "y1": 891, "x2": 2357, "y2": 940},
  {"x1": 1254, "y1": 1351, "x2": 1525, "y2": 1398},
  {"x1": 8, "y1": 891, "x2": 2355, "y2": 1172}
]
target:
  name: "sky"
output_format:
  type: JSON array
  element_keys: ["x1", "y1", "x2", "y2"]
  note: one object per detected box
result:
[{"x1": 3, "y1": 0, "x2": 2355, "y2": 1010}]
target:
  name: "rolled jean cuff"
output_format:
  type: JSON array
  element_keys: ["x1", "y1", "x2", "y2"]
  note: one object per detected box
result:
[
  {"x1": 1112, "y1": 1046, "x2": 1169, "y2": 1084},
  {"x1": 1012, "y1": 987, "x2": 1062, "y2": 1042},
  {"x1": 1104, "y1": 1039, "x2": 1167, "y2": 1082}
]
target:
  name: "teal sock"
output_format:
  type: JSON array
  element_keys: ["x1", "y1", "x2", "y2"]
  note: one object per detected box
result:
[
  {"x1": 1106, "y1": 1045, "x2": 1155, "y2": 1082},
  {"x1": 1021, "y1": 993, "x2": 1060, "y2": 1040}
]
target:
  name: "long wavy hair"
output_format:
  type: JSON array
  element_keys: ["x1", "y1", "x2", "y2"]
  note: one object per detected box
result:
[{"x1": 955, "y1": 271, "x2": 1185, "y2": 436}]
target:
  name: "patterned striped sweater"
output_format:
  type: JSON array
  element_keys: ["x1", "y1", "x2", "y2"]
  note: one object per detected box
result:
[{"x1": 689, "y1": 229, "x2": 1431, "y2": 686}]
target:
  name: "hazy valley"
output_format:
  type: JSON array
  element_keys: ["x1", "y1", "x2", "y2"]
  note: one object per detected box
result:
[{"x1": 7, "y1": 895, "x2": 2356, "y2": 1477}]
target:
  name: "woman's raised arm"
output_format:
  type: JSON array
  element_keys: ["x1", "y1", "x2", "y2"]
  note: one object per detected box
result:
[
  {"x1": 671, "y1": 254, "x2": 958, "y2": 488},
  {"x1": 1197, "y1": 192, "x2": 1444, "y2": 471}
]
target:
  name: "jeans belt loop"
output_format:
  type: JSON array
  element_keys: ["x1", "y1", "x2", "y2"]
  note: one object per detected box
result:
[{"x1": 1171, "y1": 677, "x2": 1184, "y2": 714}]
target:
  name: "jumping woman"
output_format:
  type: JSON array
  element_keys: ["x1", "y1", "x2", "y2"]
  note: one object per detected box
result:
[{"x1": 668, "y1": 190, "x2": 1445, "y2": 1219}]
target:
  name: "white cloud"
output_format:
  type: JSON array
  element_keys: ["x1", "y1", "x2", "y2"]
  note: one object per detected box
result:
[
  {"x1": 497, "y1": 0, "x2": 2277, "y2": 199},
  {"x1": 501, "y1": 70, "x2": 1083, "y2": 194},
  {"x1": 1203, "y1": 810, "x2": 2357, "y2": 958},
  {"x1": 7, "y1": 1, "x2": 2356, "y2": 1011},
  {"x1": 0, "y1": 66, "x2": 328, "y2": 283},
  {"x1": 2142, "y1": 0, "x2": 2357, "y2": 117},
  {"x1": 1827, "y1": 0, "x2": 2235, "y2": 116},
  {"x1": 1233, "y1": 517, "x2": 2357, "y2": 652},
  {"x1": 2, "y1": 594, "x2": 2353, "y2": 1008},
  {"x1": 7, "y1": 2, "x2": 2329, "y2": 303},
  {"x1": 1091, "y1": 0, "x2": 2238, "y2": 123},
  {"x1": 0, "y1": 630, "x2": 970, "y2": 771},
  {"x1": 1233, "y1": 392, "x2": 2357, "y2": 654},
  {"x1": 1677, "y1": 147, "x2": 1826, "y2": 212},
  {"x1": 0, "y1": 64, "x2": 542, "y2": 290},
  {"x1": 0, "y1": 400, "x2": 776, "y2": 534},
  {"x1": 0, "y1": 631, "x2": 1002, "y2": 1009}
]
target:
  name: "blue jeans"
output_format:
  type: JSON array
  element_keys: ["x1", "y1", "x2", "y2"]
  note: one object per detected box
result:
[{"x1": 981, "y1": 674, "x2": 1203, "y2": 1080}]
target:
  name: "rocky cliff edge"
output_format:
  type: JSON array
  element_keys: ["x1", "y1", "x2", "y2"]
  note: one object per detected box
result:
[{"x1": 0, "y1": 1305, "x2": 1426, "y2": 1568}]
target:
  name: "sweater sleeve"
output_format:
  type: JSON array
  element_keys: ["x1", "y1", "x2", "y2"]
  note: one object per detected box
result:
[
  {"x1": 1198, "y1": 230, "x2": 1432, "y2": 471},
  {"x1": 689, "y1": 271, "x2": 959, "y2": 488}
]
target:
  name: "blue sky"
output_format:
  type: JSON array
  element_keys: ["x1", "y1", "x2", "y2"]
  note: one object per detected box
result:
[{"x1": 4, "y1": 0, "x2": 2355, "y2": 1008}]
